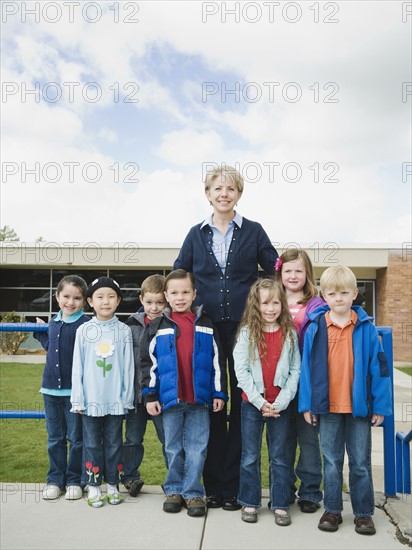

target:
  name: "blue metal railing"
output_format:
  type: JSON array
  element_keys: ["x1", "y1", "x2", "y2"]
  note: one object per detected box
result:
[
  {"x1": 376, "y1": 327, "x2": 396, "y2": 497},
  {"x1": 0, "y1": 322, "x2": 47, "y2": 419},
  {"x1": 1, "y1": 409, "x2": 45, "y2": 419},
  {"x1": 0, "y1": 322, "x2": 48, "y2": 333},
  {"x1": 396, "y1": 430, "x2": 412, "y2": 494},
  {"x1": 0, "y1": 323, "x2": 401, "y2": 495}
]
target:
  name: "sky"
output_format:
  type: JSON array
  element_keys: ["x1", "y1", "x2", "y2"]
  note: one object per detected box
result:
[{"x1": 1, "y1": 0, "x2": 411, "y2": 253}]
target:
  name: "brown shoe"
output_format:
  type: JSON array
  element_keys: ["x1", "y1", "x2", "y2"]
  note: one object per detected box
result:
[
  {"x1": 354, "y1": 516, "x2": 376, "y2": 535},
  {"x1": 318, "y1": 511, "x2": 343, "y2": 532},
  {"x1": 185, "y1": 497, "x2": 206, "y2": 517},
  {"x1": 163, "y1": 494, "x2": 183, "y2": 513}
]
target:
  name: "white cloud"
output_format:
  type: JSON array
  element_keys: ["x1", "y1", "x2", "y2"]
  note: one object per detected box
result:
[
  {"x1": 157, "y1": 129, "x2": 224, "y2": 165},
  {"x1": 98, "y1": 128, "x2": 118, "y2": 143},
  {"x1": 1, "y1": 0, "x2": 410, "y2": 246}
]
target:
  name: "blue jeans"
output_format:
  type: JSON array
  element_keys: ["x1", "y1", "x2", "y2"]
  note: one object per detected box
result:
[
  {"x1": 82, "y1": 415, "x2": 124, "y2": 486},
  {"x1": 238, "y1": 400, "x2": 291, "y2": 510},
  {"x1": 122, "y1": 405, "x2": 167, "y2": 483},
  {"x1": 162, "y1": 402, "x2": 210, "y2": 498},
  {"x1": 43, "y1": 394, "x2": 83, "y2": 488},
  {"x1": 286, "y1": 394, "x2": 323, "y2": 503},
  {"x1": 319, "y1": 413, "x2": 374, "y2": 517}
]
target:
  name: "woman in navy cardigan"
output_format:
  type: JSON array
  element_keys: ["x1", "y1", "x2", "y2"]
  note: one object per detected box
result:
[{"x1": 174, "y1": 164, "x2": 278, "y2": 510}]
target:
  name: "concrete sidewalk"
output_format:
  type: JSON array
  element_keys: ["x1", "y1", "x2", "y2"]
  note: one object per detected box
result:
[
  {"x1": 369, "y1": 366, "x2": 412, "y2": 547},
  {"x1": 1, "y1": 369, "x2": 411, "y2": 550},
  {"x1": 0, "y1": 484, "x2": 409, "y2": 550}
]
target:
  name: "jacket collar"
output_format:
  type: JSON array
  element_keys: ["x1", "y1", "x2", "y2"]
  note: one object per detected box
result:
[
  {"x1": 200, "y1": 211, "x2": 243, "y2": 230},
  {"x1": 308, "y1": 304, "x2": 373, "y2": 325},
  {"x1": 54, "y1": 309, "x2": 85, "y2": 324},
  {"x1": 162, "y1": 305, "x2": 203, "y2": 321}
]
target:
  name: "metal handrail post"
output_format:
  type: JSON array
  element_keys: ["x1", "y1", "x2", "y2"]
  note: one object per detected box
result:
[
  {"x1": 396, "y1": 431, "x2": 412, "y2": 494},
  {"x1": 377, "y1": 327, "x2": 396, "y2": 497}
]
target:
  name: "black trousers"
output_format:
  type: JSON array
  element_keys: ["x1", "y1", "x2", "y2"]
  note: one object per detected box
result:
[{"x1": 203, "y1": 320, "x2": 242, "y2": 498}]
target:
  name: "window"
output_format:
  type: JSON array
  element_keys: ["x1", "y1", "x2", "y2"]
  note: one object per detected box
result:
[{"x1": 0, "y1": 268, "x2": 169, "y2": 320}]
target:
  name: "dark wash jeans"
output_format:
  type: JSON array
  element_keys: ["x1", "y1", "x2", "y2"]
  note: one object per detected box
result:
[
  {"x1": 43, "y1": 393, "x2": 83, "y2": 488},
  {"x1": 238, "y1": 400, "x2": 291, "y2": 510},
  {"x1": 319, "y1": 413, "x2": 374, "y2": 517},
  {"x1": 82, "y1": 414, "x2": 123, "y2": 486},
  {"x1": 122, "y1": 405, "x2": 167, "y2": 483}
]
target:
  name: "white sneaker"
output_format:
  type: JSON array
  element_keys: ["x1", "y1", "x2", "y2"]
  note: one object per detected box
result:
[
  {"x1": 65, "y1": 485, "x2": 83, "y2": 500},
  {"x1": 42, "y1": 484, "x2": 62, "y2": 500}
]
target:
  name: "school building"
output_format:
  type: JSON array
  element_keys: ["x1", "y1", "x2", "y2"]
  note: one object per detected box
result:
[{"x1": 0, "y1": 242, "x2": 411, "y2": 362}]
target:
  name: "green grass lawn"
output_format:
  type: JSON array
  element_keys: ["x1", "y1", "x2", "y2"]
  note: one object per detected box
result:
[
  {"x1": 395, "y1": 365, "x2": 412, "y2": 376},
  {"x1": 0, "y1": 363, "x2": 271, "y2": 486},
  {"x1": 0, "y1": 363, "x2": 169, "y2": 484}
]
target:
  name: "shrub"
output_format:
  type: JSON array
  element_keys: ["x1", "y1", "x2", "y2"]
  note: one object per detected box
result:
[{"x1": 0, "y1": 312, "x2": 29, "y2": 355}]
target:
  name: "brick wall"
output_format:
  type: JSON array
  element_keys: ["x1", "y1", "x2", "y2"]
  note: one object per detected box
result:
[{"x1": 376, "y1": 250, "x2": 412, "y2": 362}]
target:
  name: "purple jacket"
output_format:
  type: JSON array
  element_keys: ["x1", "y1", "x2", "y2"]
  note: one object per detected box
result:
[{"x1": 298, "y1": 295, "x2": 325, "y2": 352}]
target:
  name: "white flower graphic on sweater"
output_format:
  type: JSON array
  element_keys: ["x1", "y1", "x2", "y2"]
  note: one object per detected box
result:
[{"x1": 95, "y1": 340, "x2": 115, "y2": 377}]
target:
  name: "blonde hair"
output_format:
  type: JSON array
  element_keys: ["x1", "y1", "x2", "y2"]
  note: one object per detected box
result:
[
  {"x1": 204, "y1": 164, "x2": 244, "y2": 194},
  {"x1": 239, "y1": 278, "x2": 296, "y2": 361},
  {"x1": 275, "y1": 248, "x2": 318, "y2": 304},
  {"x1": 320, "y1": 265, "x2": 357, "y2": 293},
  {"x1": 140, "y1": 274, "x2": 165, "y2": 297}
]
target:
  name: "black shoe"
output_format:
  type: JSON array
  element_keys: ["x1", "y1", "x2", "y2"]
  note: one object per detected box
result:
[
  {"x1": 298, "y1": 500, "x2": 319, "y2": 513},
  {"x1": 206, "y1": 495, "x2": 222, "y2": 508},
  {"x1": 222, "y1": 496, "x2": 242, "y2": 511},
  {"x1": 126, "y1": 479, "x2": 144, "y2": 498}
]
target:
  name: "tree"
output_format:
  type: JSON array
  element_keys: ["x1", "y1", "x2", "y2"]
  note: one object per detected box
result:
[
  {"x1": 0, "y1": 225, "x2": 20, "y2": 242},
  {"x1": 0, "y1": 312, "x2": 29, "y2": 354}
]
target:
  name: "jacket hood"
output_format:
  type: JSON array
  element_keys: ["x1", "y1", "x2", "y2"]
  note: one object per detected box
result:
[{"x1": 129, "y1": 311, "x2": 146, "y2": 324}]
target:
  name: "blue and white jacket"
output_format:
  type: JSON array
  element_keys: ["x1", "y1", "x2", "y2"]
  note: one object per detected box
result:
[
  {"x1": 298, "y1": 305, "x2": 392, "y2": 418},
  {"x1": 141, "y1": 306, "x2": 228, "y2": 411}
]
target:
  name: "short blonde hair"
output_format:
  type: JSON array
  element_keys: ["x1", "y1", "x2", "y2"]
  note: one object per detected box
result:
[
  {"x1": 320, "y1": 266, "x2": 357, "y2": 293},
  {"x1": 204, "y1": 164, "x2": 244, "y2": 194},
  {"x1": 140, "y1": 274, "x2": 165, "y2": 297}
]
